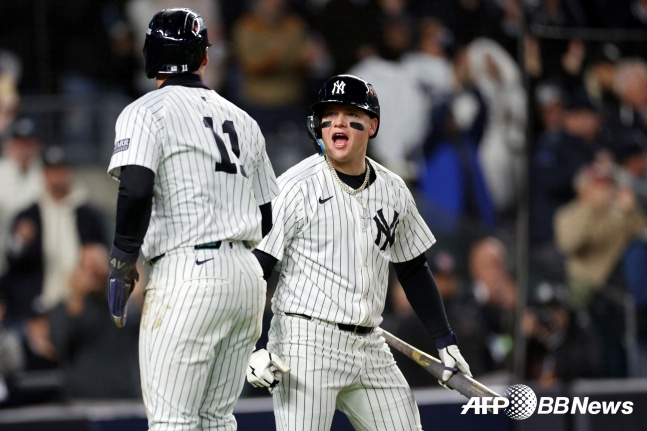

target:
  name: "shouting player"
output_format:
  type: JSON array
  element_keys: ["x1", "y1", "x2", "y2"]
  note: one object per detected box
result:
[
  {"x1": 247, "y1": 74, "x2": 472, "y2": 430},
  {"x1": 106, "y1": 8, "x2": 278, "y2": 430}
]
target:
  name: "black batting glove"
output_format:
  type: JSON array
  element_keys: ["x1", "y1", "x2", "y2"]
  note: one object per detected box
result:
[{"x1": 108, "y1": 245, "x2": 139, "y2": 328}]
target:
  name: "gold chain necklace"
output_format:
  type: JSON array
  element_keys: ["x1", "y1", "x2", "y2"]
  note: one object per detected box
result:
[{"x1": 326, "y1": 156, "x2": 371, "y2": 195}]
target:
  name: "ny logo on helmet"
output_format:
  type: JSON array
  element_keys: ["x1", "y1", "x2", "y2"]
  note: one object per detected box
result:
[{"x1": 332, "y1": 80, "x2": 346, "y2": 95}]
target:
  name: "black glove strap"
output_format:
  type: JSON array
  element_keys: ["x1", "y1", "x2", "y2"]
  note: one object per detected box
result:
[
  {"x1": 109, "y1": 244, "x2": 139, "y2": 277},
  {"x1": 434, "y1": 331, "x2": 458, "y2": 350}
]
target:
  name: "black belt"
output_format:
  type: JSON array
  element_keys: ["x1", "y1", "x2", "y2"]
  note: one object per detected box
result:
[
  {"x1": 285, "y1": 313, "x2": 375, "y2": 335},
  {"x1": 147, "y1": 241, "x2": 251, "y2": 265}
]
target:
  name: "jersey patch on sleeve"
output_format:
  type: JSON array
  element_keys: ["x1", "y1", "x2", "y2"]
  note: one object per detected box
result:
[{"x1": 113, "y1": 138, "x2": 131, "y2": 154}]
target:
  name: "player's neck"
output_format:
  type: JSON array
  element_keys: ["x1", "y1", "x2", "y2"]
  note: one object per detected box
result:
[{"x1": 326, "y1": 156, "x2": 367, "y2": 176}]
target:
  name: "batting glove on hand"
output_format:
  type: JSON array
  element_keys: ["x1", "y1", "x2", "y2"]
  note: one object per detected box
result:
[
  {"x1": 108, "y1": 245, "x2": 139, "y2": 329},
  {"x1": 435, "y1": 332, "x2": 472, "y2": 390},
  {"x1": 246, "y1": 348, "x2": 291, "y2": 389}
]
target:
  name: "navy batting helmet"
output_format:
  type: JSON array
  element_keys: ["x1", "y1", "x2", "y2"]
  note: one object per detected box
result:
[
  {"x1": 143, "y1": 8, "x2": 211, "y2": 79},
  {"x1": 310, "y1": 74, "x2": 380, "y2": 138}
]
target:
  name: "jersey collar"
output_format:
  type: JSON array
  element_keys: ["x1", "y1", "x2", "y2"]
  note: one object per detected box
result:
[{"x1": 159, "y1": 74, "x2": 211, "y2": 90}]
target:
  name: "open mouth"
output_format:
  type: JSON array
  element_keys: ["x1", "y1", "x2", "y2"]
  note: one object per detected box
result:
[{"x1": 332, "y1": 132, "x2": 348, "y2": 146}]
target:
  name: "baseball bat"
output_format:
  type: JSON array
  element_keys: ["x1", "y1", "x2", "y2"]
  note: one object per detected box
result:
[{"x1": 381, "y1": 329, "x2": 501, "y2": 399}]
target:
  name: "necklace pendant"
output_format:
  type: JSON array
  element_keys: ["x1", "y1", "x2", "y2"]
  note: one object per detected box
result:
[{"x1": 362, "y1": 207, "x2": 370, "y2": 230}]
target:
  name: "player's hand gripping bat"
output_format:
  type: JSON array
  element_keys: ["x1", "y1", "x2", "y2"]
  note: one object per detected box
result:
[{"x1": 381, "y1": 329, "x2": 501, "y2": 399}]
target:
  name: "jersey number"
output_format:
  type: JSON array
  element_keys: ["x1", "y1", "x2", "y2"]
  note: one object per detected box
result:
[{"x1": 203, "y1": 117, "x2": 246, "y2": 176}]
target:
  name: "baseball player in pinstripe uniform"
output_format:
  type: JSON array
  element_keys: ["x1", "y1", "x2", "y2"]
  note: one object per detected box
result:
[
  {"x1": 246, "y1": 74, "x2": 472, "y2": 430},
  {"x1": 106, "y1": 8, "x2": 279, "y2": 430}
]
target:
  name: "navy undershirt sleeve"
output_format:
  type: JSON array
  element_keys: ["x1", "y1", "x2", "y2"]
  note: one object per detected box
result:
[
  {"x1": 113, "y1": 165, "x2": 155, "y2": 254},
  {"x1": 252, "y1": 249, "x2": 278, "y2": 281},
  {"x1": 393, "y1": 254, "x2": 455, "y2": 348},
  {"x1": 259, "y1": 202, "x2": 272, "y2": 237}
]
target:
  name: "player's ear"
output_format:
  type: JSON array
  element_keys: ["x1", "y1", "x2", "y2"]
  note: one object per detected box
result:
[
  {"x1": 368, "y1": 118, "x2": 378, "y2": 138},
  {"x1": 201, "y1": 52, "x2": 209, "y2": 67}
]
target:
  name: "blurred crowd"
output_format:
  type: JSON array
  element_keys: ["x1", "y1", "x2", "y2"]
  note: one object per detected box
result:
[{"x1": 2, "y1": 0, "x2": 647, "y2": 407}]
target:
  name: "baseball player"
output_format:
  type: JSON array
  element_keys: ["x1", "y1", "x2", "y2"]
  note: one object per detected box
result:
[
  {"x1": 106, "y1": 8, "x2": 278, "y2": 430},
  {"x1": 246, "y1": 74, "x2": 471, "y2": 430}
]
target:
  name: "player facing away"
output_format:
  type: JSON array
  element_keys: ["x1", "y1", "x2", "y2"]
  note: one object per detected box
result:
[
  {"x1": 106, "y1": 8, "x2": 279, "y2": 430},
  {"x1": 246, "y1": 74, "x2": 472, "y2": 430}
]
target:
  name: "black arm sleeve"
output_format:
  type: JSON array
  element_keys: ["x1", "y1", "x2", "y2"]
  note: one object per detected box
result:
[
  {"x1": 393, "y1": 254, "x2": 453, "y2": 345},
  {"x1": 113, "y1": 165, "x2": 155, "y2": 253},
  {"x1": 259, "y1": 202, "x2": 272, "y2": 237},
  {"x1": 252, "y1": 249, "x2": 278, "y2": 281}
]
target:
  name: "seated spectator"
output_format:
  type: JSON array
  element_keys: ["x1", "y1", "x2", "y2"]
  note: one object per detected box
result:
[
  {"x1": 0, "y1": 146, "x2": 107, "y2": 371},
  {"x1": 49, "y1": 244, "x2": 142, "y2": 400},
  {"x1": 554, "y1": 164, "x2": 646, "y2": 308},
  {"x1": 534, "y1": 81, "x2": 564, "y2": 138},
  {"x1": 613, "y1": 129, "x2": 647, "y2": 214},
  {"x1": 0, "y1": 117, "x2": 44, "y2": 277},
  {"x1": 466, "y1": 236, "x2": 517, "y2": 374},
  {"x1": 530, "y1": 92, "x2": 606, "y2": 277},
  {"x1": 524, "y1": 282, "x2": 601, "y2": 386},
  {"x1": 554, "y1": 164, "x2": 647, "y2": 377}
]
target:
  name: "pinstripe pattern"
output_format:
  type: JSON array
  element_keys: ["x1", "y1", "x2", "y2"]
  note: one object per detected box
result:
[
  {"x1": 107, "y1": 81, "x2": 278, "y2": 430},
  {"x1": 257, "y1": 154, "x2": 433, "y2": 430},
  {"x1": 108, "y1": 85, "x2": 279, "y2": 261},
  {"x1": 268, "y1": 316, "x2": 422, "y2": 431},
  {"x1": 140, "y1": 248, "x2": 265, "y2": 430},
  {"x1": 258, "y1": 155, "x2": 435, "y2": 327}
]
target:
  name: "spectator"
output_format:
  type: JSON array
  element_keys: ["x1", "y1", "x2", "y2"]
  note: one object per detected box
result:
[
  {"x1": 534, "y1": 81, "x2": 565, "y2": 138},
  {"x1": 554, "y1": 164, "x2": 647, "y2": 377},
  {"x1": 614, "y1": 129, "x2": 647, "y2": 214},
  {"x1": 465, "y1": 236, "x2": 517, "y2": 374},
  {"x1": 554, "y1": 164, "x2": 646, "y2": 308},
  {"x1": 0, "y1": 145, "x2": 108, "y2": 369},
  {"x1": 608, "y1": 58, "x2": 647, "y2": 139},
  {"x1": 49, "y1": 244, "x2": 142, "y2": 400},
  {"x1": 0, "y1": 118, "x2": 44, "y2": 277},
  {"x1": 465, "y1": 37, "x2": 526, "y2": 224},
  {"x1": 583, "y1": 42, "x2": 621, "y2": 114},
  {"x1": 400, "y1": 16, "x2": 454, "y2": 105},
  {"x1": 348, "y1": 2, "x2": 422, "y2": 180},
  {"x1": 529, "y1": 92, "x2": 605, "y2": 276},
  {"x1": 50, "y1": 0, "x2": 139, "y2": 162},
  {"x1": 0, "y1": 49, "x2": 21, "y2": 136},
  {"x1": 231, "y1": 0, "x2": 328, "y2": 173},
  {"x1": 417, "y1": 47, "x2": 495, "y2": 235},
  {"x1": 523, "y1": 281, "x2": 601, "y2": 386}
]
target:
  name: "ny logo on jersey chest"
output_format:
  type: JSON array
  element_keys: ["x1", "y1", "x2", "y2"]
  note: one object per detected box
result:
[{"x1": 373, "y1": 209, "x2": 399, "y2": 251}]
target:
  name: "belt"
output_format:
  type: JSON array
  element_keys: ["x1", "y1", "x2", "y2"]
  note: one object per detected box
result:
[
  {"x1": 147, "y1": 241, "x2": 252, "y2": 266},
  {"x1": 284, "y1": 312, "x2": 375, "y2": 335}
]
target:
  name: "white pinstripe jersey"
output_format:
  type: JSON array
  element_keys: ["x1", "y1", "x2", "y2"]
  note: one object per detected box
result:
[
  {"x1": 257, "y1": 154, "x2": 436, "y2": 328},
  {"x1": 108, "y1": 83, "x2": 279, "y2": 260}
]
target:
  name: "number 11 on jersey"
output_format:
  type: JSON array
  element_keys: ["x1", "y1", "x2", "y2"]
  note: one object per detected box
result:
[{"x1": 203, "y1": 116, "x2": 247, "y2": 177}]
